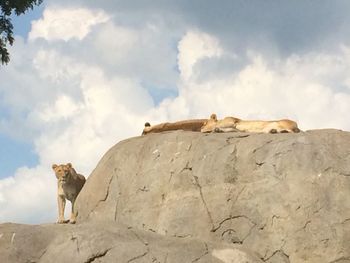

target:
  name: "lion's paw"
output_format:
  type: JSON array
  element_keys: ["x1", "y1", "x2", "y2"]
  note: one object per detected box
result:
[{"x1": 57, "y1": 219, "x2": 69, "y2": 224}]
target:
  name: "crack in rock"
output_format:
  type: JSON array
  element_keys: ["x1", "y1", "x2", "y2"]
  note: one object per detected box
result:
[
  {"x1": 237, "y1": 134, "x2": 250, "y2": 138},
  {"x1": 172, "y1": 233, "x2": 192, "y2": 238},
  {"x1": 213, "y1": 215, "x2": 257, "y2": 244},
  {"x1": 70, "y1": 233, "x2": 80, "y2": 254},
  {"x1": 37, "y1": 249, "x2": 47, "y2": 261},
  {"x1": 192, "y1": 243, "x2": 209, "y2": 262},
  {"x1": 330, "y1": 256, "x2": 350, "y2": 263},
  {"x1": 129, "y1": 229, "x2": 149, "y2": 247},
  {"x1": 256, "y1": 161, "x2": 265, "y2": 167},
  {"x1": 342, "y1": 218, "x2": 350, "y2": 224},
  {"x1": 262, "y1": 249, "x2": 290, "y2": 262},
  {"x1": 217, "y1": 137, "x2": 236, "y2": 151},
  {"x1": 88, "y1": 175, "x2": 114, "y2": 219},
  {"x1": 227, "y1": 186, "x2": 246, "y2": 206},
  {"x1": 271, "y1": 214, "x2": 288, "y2": 227},
  {"x1": 127, "y1": 251, "x2": 149, "y2": 262},
  {"x1": 84, "y1": 248, "x2": 111, "y2": 263},
  {"x1": 114, "y1": 196, "x2": 120, "y2": 222},
  {"x1": 127, "y1": 229, "x2": 163, "y2": 263},
  {"x1": 252, "y1": 140, "x2": 273, "y2": 153},
  {"x1": 180, "y1": 161, "x2": 193, "y2": 173},
  {"x1": 186, "y1": 141, "x2": 193, "y2": 151},
  {"x1": 296, "y1": 220, "x2": 311, "y2": 232},
  {"x1": 168, "y1": 171, "x2": 175, "y2": 183},
  {"x1": 261, "y1": 239, "x2": 288, "y2": 262},
  {"x1": 192, "y1": 175, "x2": 215, "y2": 232},
  {"x1": 102, "y1": 175, "x2": 115, "y2": 202},
  {"x1": 212, "y1": 215, "x2": 256, "y2": 233},
  {"x1": 113, "y1": 168, "x2": 121, "y2": 222},
  {"x1": 138, "y1": 186, "x2": 150, "y2": 192},
  {"x1": 126, "y1": 229, "x2": 151, "y2": 262},
  {"x1": 324, "y1": 167, "x2": 350, "y2": 177}
]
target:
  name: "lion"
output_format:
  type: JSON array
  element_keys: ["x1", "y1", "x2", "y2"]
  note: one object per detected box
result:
[
  {"x1": 52, "y1": 163, "x2": 86, "y2": 224},
  {"x1": 142, "y1": 118, "x2": 208, "y2": 135},
  {"x1": 201, "y1": 113, "x2": 300, "y2": 134},
  {"x1": 200, "y1": 114, "x2": 240, "y2": 133}
]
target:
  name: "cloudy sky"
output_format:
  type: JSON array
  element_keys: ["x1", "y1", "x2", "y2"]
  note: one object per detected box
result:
[{"x1": 1, "y1": 0, "x2": 350, "y2": 224}]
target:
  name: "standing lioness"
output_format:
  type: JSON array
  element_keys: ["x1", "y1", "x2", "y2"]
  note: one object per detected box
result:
[{"x1": 52, "y1": 163, "x2": 86, "y2": 224}]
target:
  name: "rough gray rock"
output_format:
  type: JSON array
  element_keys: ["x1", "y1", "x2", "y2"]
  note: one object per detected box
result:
[
  {"x1": 1, "y1": 129, "x2": 350, "y2": 263},
  {"x1": 75, "y1": 129, "x2": 350, "y2": 262},
  {"x1": 0, "y1": 222, "x2": 262, "y2": 263}
]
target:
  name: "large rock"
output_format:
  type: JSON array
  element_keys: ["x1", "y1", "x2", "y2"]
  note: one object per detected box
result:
[
  {"x1": 0, "y1": 222, "x2": 262, "y2": 262},
  {"x1": 1, "y1": 129, "x2": 350, "y2": 263},
  {"x1": 75, "y1": 129, "x2": 350, "y2": 262}
]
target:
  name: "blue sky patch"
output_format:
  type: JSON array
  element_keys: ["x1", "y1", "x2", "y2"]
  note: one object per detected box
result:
[
  {"x1": 11, "y1": 3, "x2": 45, "y2": 38},
  {"x1": 0, "y1": 3, "x2": 44, "y2": 180},
  {"x1": 0, "y1": 133, "x2": 38, "y2": 179}
]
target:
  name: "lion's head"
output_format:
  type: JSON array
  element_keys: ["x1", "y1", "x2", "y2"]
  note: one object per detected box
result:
[
  {"x1": 200, "y1": 113, "x2": 218, "y2": 133},
  {"x1": 52, "y1": 163, "x2": 73, "y2": 185}
]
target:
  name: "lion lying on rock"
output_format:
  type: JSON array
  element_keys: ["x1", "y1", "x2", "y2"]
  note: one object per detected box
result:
[
  {"x1": 142, "y1": 119, "x2": 208, "y2": 135},
  {"x1": 52, "y1": 163, "x2": 86, "y2": 224},
  {"x1": 201, "y1": 113, "x2": 300, "y2": 134}
]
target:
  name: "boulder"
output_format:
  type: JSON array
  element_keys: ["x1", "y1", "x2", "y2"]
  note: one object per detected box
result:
[
  {"x1": 1, "y1": 129, "x2": 350, "y2": 262},
  {"x1": 76, "y1": 129, "x2": 350, "y2": 262},
  {"x1": 0, "y1": 222, "x2": 262, "y2": 263}
]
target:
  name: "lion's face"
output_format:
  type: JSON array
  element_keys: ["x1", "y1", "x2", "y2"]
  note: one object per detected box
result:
[
  {"x1": 200, "y1": 113, "x2": 218, "y2": 133},
  {"x1": 200, "y1": 119, "x2": 217, "y2": 133},
  {"x1": 52, "y1": 163, "x2": 72, "y2": 185}
]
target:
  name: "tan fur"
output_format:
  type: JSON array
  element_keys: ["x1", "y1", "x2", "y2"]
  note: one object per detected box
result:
[
  {"x1": 52, "y1": 163, "x2": 86, "y2": 224},
  {"x1": 142, "y1": 119, "x2": 208, "y2": 135},
  {"x1": 201, "y1": 115, "x2": 240, "y2": 133},
  {"x1": 234, "y1": 119, "x2": 300, "y2": 133},
  {"x1": 201, "y1": 113, "x2": 300, "y2": 134}
]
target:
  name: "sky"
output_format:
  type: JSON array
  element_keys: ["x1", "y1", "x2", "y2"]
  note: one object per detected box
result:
[{"x1": 1, "y1": 0, "x2": 350, "y2": 224}]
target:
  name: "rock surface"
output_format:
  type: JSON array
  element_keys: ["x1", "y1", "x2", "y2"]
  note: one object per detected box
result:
[
  {"x1": 0, "y1": 222, "x2": 262, "y2": 263},
  {"x1": 76, "y1": 129, "x2": 350, "y2": 262},
  {"x1": 1, "y1": 129, "x2": 350, "y2": 262}
]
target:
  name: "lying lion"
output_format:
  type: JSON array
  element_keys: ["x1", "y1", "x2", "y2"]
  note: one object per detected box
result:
[
  {"x1": 201, "y1": 113, "x2": 300, "y2": 133},
  {"x1": 142, "y1": 118, "x2": 208, "y2": 135},
  {"x1": 52, "y1": 163, "x2": 86, "y2": 224}
]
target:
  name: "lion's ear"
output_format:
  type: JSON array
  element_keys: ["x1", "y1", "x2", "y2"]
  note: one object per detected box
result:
[
  {"x1": 52, "y1": 164, "x2": 58, "y2": 170},
  {"x1": 67, "y1": 163, "x2": 72, "y2": 168}
]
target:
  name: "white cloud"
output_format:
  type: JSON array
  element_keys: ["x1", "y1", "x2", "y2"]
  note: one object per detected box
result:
[
  {"x1": 91, "y1": 22, "x2": 139, "y2": 63},
  {"x1": 163, "y1": 31, "x2": 350, "y2": 131},
  {"x1": 0, "y1": 166, "x2": 56, "y2": 224},
  {"x1": 1, "y1": 4, "x2": 350, "y2": 224},
  {"x1": 29, "y1": 7, "x2": 109, "y2": 41},
  {"x1": 27, "y1": 48, "x2": 154, "y2": 170},
  {"x1": 177, "y1": 31, "x2": 223, "y2": 81}
]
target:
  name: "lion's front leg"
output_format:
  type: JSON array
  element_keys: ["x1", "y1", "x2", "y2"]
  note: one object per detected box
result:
[
  {"x1": 69, "y1": 198, "x2": 77, "y2": 224},
  {"x1": 57, "y1": 195, "x2": 67, "y2": 224}
]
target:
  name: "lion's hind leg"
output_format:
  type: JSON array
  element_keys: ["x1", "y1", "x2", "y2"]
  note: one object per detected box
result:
[{"x1": 69, "y1": 199, "x2": 77, "y2": 224}]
